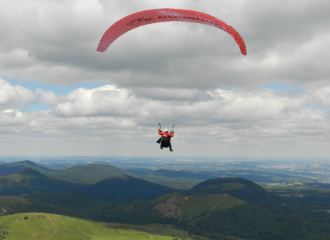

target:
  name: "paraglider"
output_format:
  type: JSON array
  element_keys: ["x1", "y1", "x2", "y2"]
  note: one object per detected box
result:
[
  {"x1": 97, "y1": 9, "x2": 247, "y2": 152},
  {"x1": 156, "y1": 125, "x2": 175, "y2": 152},
  {"x1": 97, "y1": 8, "x2": 246, "y2": 55}
]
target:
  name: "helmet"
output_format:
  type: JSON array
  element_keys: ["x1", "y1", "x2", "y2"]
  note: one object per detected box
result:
[{"x1": 164, "y1": 129, "x2": 168, "y2": 132}]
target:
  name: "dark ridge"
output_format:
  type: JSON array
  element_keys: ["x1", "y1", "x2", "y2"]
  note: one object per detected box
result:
[
  {"x1": 82, "y1": 175, "x2": 181, "y2": 202},
  {"x1": 0, "y1": 160, "x2": 56, "y2": 176},
  {"x1": 43, "y1": 163, "x2": 133, "y2": 184},
  {"x1": 20, "y1": 168, "x2": 48, "y2": 177},
  {"x1": 16, "y1": 160, "x2": 38, "y2": 165},
  {"x1": 28, "y1": 191, "x2": 112, "y2": 209},
  {"x1": 0, "y1": 165, "x2": 26, "y2": 176},
  {"x1": 0, "y1": 168, "x2": 83, "y2": 196},
  {"x1": 6, "y1": 160, "x2": 44, "y2": 168}
]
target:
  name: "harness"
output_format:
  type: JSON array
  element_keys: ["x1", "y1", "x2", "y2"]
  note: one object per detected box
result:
[{"x1": 158, "y1": 123, "x2": 174, "y2": 148}]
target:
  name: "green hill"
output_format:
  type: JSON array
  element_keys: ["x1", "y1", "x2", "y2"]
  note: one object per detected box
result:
[
  {"x1": 188, "y1": 177, "x2": 275, "y2": 204},
  {"x1": 82, "y1": 175, "x2": 181, "y2": 202},
  {"x1": 0, "y1": 212, "x2": 180, "y2": 240},
  {"x1": 151, "y1": 192, "x2": 330, "y2": 240},
  {"x1": 0, "y1": 168, "x2": 83, "y2": 196},
  {"x1": 193, "y1": 202, "x2": 330, "y2": 240},
  {"x1": 3, "y1": 177, "x2": 330, "y2": 240},
  {"x1": 0, "y1": 169, "x2": 181, "y2": 203},
  {"x1": 44, "y1": 164, "x2": 134, "y2": 184}
]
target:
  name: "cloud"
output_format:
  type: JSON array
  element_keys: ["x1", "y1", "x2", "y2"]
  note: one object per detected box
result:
[
  {"x1": 53, "y1": 85, "x2": 141, "y2": 117},
  {"x1": 309, "y1": 86, "x2": 330, "y2": 108},
  {"x1": 0, "y1": 79, "x2": 35, "y2": 109},
  {"x1": 35, "y1": 89, "x2": 58, "y2": 106},
  {"x1": 0, "y1": 1, "x2": 330, "y2": 156},
  {"x1": 0, "y1": 79, "x2": 328, "y2": 156},
  {"x1": 1, "y1": 0, "x2": 328, "y2": 91}
]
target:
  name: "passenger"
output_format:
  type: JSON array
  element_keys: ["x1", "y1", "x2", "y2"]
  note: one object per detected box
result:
[{"x1": 156, "y1": 128, "x2": 174, "y2": 152}]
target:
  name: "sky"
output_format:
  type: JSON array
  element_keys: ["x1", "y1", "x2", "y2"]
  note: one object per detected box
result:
[{"x1": 0, "y1": 0, "x2": 330, "y2": 157}]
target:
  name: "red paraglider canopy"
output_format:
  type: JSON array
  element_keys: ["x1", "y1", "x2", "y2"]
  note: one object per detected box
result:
[{"x1": 97, "y1": 8, "x2": 246, "y2": 55}]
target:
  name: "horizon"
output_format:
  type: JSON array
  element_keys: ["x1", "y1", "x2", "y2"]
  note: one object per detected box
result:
[{"x1": 0, "y1": 155, "x2": 329, "y2": 163}]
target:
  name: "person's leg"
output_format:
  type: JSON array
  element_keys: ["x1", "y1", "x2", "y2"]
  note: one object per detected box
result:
[{"x1": 169, "y1": 142, "x2": 173, "y2": 151}]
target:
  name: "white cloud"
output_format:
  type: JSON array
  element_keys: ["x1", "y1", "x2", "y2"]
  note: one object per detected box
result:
[
  {"x1": 0, "y1": 0, "x2": 330, "y2": 157},
  {"x1": 309, "y1": 86, "x2": 330, "y2": 108},
  {"x1": 53, "y1": 85, "x2": 141, "y2": 117},
  {"x1": 0, "y1": 79, "x2": 328, "y2": 156},
  {"x1": 0, "y1": 79, "x2": 35, "y2": 109},
  {"x1": 35, "y1": 89, "x2": 58, "y2": 106}
]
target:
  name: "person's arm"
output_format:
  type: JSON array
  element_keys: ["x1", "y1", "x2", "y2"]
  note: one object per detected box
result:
[
  {"x1": 169, "y1": 131, "x2": 174, "y2": 137},
  {"x1": 158, "y1": 129, "x2": 162, "y2": 135}
]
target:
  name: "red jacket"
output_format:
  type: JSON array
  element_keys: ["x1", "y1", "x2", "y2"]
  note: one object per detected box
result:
[{"x1": 158, "y1": 129, "x2": 174, "y2": 138}]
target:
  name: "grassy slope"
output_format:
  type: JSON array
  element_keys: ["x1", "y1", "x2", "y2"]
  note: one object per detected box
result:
[
  {"x1": 106, "y1": 223, "x2": 207, "y2": 240},
  {"x1": 153, "y1": 193, "x2": 330, "y2": 239},
  {"x1": 0, "y1": 213, "x2": 181, "y2": 240},
  {"x1": 178, "y1": 194, "x2": 245, "y2": 221},
  {"x1": 194, "y1": 203, "x2": 330, "y2": 240},
  {"x1": 152, "y1": 193, "x2": 245, "y2": 222}
]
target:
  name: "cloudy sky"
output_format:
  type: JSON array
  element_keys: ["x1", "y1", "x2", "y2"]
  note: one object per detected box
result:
[{"x1": 0, "y1": 0, "x2": 330, "y2": 157}]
